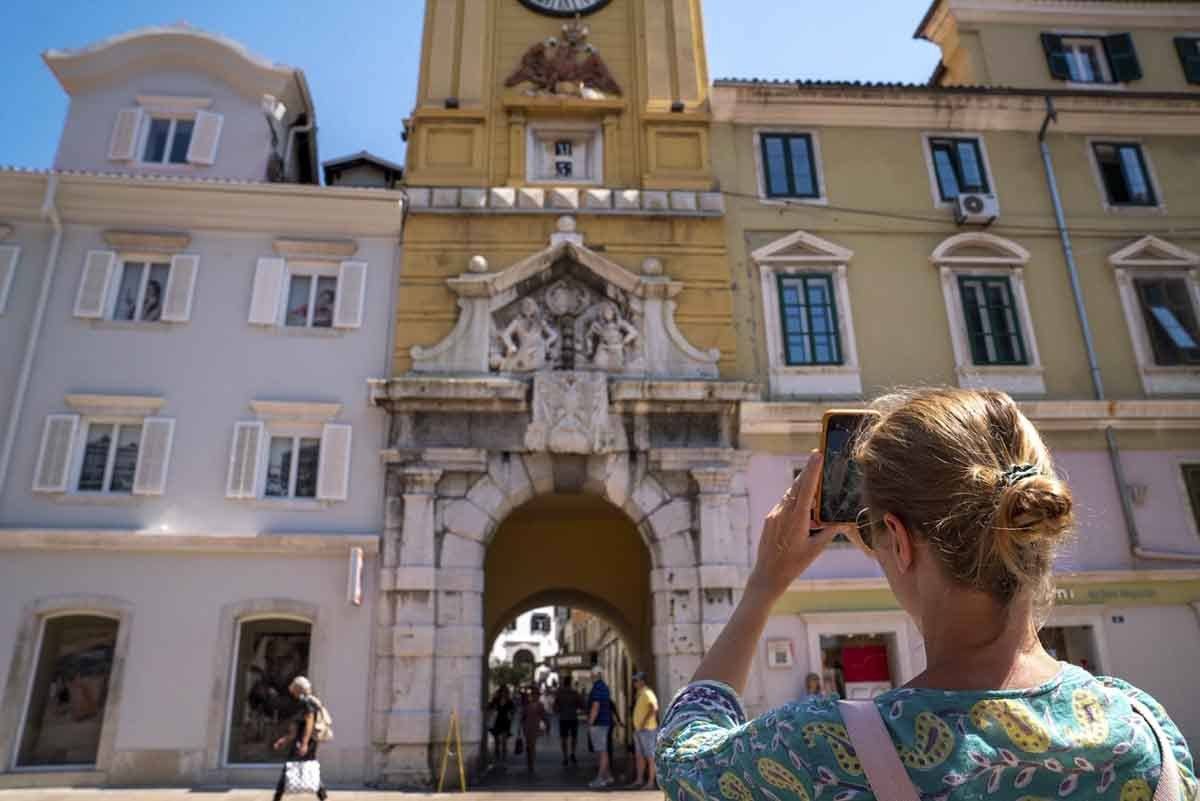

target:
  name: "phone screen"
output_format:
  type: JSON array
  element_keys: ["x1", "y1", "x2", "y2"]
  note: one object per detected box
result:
[{"x1": 820, "y1": 413, "x2": 871, "y2": 524}]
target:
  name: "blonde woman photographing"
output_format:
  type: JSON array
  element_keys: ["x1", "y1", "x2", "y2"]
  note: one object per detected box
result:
[{"x1": 657, "y1": 389, "x2": 1196, "y2": 801}]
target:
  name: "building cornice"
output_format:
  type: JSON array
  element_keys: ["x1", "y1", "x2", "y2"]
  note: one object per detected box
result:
[
  {"x1": 712, "y1": 85, "x2": 1200, "y2": 136},
  {"x1": 742, "y1": 399, "x2": 1200, "y2": 436},
  {"x1": 952, "y1": 0, "x2": 1200, "y2": 31},
  {"x1": 0, "y1": 530, "x2": 380, "y2": 555},
  {"x1": 0, "y1": 169, "x2": 406, "y2": 236}
]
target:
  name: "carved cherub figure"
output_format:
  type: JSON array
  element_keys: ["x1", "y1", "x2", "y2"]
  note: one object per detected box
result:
[
  {"x1": 500, "y1": 298, "x2": 560, "y2": 372},
  {"x1": 587, "y1": 301, "x2": 638, "y2": 371}
]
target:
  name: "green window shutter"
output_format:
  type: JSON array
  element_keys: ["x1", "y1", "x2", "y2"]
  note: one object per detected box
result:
[
  {"x1": 1041, "y1": 33, "x2": 1071, "y2": 80},
  {"x1": 1176, "y1": 37, "x2": 1200, "y2": 84},
  {"x1": 1103, "y1": 33, "x2": 1142, "y2": 82}
]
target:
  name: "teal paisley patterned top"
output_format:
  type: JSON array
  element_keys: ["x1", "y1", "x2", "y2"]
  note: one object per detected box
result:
[{"x1": 656, "y1": 664, "x2": 1196, "y2": 801}]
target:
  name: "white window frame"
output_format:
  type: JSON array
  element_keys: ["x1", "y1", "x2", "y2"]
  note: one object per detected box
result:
[
  {"x1": 231, "y1": 401, "x2": 349, "y2": 508},
  {"x1": 752, "y1": 128, "x2": 828, "y2": 206},
  {"x1": 752, "y1": 230, "x2": 861, "y2": 398},
  {"x1": 801, "y1": 611, "x2": 922, "y2": 693},
  {"x1": 1085, "y1": 137, "x2": 1166, "y2": 215},
  {"x1": 281, "y1": 262, "x2": 340, "y2": 329},
  {"x1": 765, "y1": 639, "x2": 794, "y2": 670},
  {"x1": 933, "y1": 232, "x2": 1046, "y2": 397},
  {"x1": 1041, "y1": 606, "x2": 1112, "y2": 675},
  {"x1": 71, "y1": 418, "x2": 144, "y2": 496},
  {"x1": 262, "y1": 430, "x2": 323, "y2": 501},
  {"x1": 0, "y1": 244, "x2": 20, "y2": 315},
  {"x1": 137, "y1": 114, "x2": 196, "y2": 167},
  {"x1": 526, "y1": 121, "x2": 603, "y2": 185},
  {"x1": 920, "y1": 131, "x2": 1000, "y2": 210},
  {"x1": 107, "y1": 256, "x2": 173, "y2": 323},
  {"x1": 1110, "y1": 235, "x2": 1200, "y2": 395},
  {"x1": 1061, "y1": 35, "x2": 1114, "y2": 84}
]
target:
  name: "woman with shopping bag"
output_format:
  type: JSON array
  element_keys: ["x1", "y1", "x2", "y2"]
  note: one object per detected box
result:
[{"x1": 272, "y1": 676, "x2": 332, "y2": 800}]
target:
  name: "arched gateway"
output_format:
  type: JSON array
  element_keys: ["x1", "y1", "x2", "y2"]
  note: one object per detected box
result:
[{"x1": 368, "y1": 223, "x2": 757, "y2": 785}]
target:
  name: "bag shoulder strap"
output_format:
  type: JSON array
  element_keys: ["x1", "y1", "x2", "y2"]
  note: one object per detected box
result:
[
  {"x1": 1128, "y1": 697, "x2": 1182, "y2": 801},
  {"x1": 838, "y1": 700, "x2": 921, "y2": 801}
]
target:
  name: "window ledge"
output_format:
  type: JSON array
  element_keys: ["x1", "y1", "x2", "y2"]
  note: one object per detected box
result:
[
  {"x1": 1066, "y1": 81, "x2": 1126, "y2": 91},
  {"x1": 88, "y1": 320, "x2": 180, "y2": 332},
  {"x1": 42, "y1": 492, "x2": 145, "y2": 506},
  {"x1": 957, "y1": 366, "x2": 1046, "y2": 397},
  {"x1": 256, "y1": 325, "x2": 345, "y2": 338},
  {"x1": 246, "y1": 498, "x2": 338, "y2": 511},
  {"x1": 770, "y1": 367, "x2": 862, "y2": 398},
  {"x1": 1102, "y1": 203, "x2": 1167, "y2": 216},
  {"x1": 759, "y1": 196, "x2": 829, "y2": 207}
]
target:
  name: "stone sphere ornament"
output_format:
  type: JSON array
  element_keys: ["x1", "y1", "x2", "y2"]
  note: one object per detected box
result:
[
  {"x1": 641, "y1": 257, "x2": 664, "y2": 276},
  {"x1": 468, "y1": 255, "x2": 489, "y2": 274},
  {"x1": 556, "y1": 215, "x2": 577, "y2": 234}
]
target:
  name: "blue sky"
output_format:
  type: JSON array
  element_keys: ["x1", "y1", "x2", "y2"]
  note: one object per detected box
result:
[{"x1": 0, "y1": 0, "x2": 940, "y2": 175}]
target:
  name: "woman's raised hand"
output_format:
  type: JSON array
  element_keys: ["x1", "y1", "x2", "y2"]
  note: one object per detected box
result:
[{"x1": 750, "y1": 451, "x2": 840, "y2": 598}]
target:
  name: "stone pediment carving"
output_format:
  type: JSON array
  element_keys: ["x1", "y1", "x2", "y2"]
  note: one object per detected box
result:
[
  {"x1": 525, "y1": 371, "x2": 627, "y2": 453},
  {"x1": 411, "y1": 221, "x2": 719, "y2": 379}
]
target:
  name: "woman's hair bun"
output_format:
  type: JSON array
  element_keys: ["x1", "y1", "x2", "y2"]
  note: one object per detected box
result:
[{"x1": 995, "y1": 472, "x2": 1073, "y2": 539}]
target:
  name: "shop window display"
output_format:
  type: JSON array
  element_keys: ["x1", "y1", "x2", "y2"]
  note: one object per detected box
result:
[
  {"x1": 819, "y1": 633, "x2": 897, "y2": 699},
  {"x1": 226, "y1": 618, "x2": 312, "y2": 764},
  {"x1": 1039, "y1": 625, "x2": 1101, "y2": 673},
  {"x1": 17, "y1": 615, "x2": 119, "y2": 767}
]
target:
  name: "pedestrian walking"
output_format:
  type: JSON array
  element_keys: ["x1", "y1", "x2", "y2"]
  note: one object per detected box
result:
[
  {"x1": 628, "y1": 672, "x2": 658, "y2": 790},
  {"x1": 270, "y1": 676, "x2": 331, "y2": 800},
  {"x1": 520, "y1": 685, "x2": 546, "y2": 774},
  {"x1": 656, "y1": 388, "x2": 1196, "y2": 801},
  {"x1": 554, "y1": 679, "x2": 582, "y2": 766},
  {"x1": 586, "y1": 667, "x2": 614, "y2": 789},
  {"x1": 487, "y1": 686, "x2": 515, "y2": 764}
]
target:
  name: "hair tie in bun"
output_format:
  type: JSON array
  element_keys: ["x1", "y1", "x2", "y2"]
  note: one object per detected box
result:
[{"x1": 999, "y1": 463, "x2": 1040, "y2": 489}]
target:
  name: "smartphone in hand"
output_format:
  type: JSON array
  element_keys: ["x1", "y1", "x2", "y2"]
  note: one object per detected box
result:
[{"x1": 814, "y1": 410, "x2": 878, "y2": 527}]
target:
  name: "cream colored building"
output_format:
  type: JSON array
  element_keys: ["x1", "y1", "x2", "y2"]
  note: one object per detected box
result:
[{"x1": 714, "y1": 0, "x2": 1200, "y2": 744}]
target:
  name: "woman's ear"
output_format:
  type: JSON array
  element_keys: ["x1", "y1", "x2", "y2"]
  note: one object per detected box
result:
[{"x1": 882, "y1": 512, "x2": 915, "y2": 573}]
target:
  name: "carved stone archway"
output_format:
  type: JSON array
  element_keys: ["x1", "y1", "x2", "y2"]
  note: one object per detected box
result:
[{"x1": 368, "y1": 218, "x2": 759, "y2": 786}]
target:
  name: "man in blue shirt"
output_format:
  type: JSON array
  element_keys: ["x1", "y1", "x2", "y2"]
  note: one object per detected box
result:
[{"x1": 586, "y1": 667, "x2": 614, "y2": 788}]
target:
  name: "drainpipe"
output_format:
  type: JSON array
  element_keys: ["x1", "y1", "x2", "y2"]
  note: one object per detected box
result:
[
  {"x1": 283, "y1": 118, "x2": 316, "y2": 183},
  {"x1": 0, "y1": 175, "x2": 63, "y2": 495},
  {"x1": 1038, "y1": 98, "x2": 1200, "y2": 563}
]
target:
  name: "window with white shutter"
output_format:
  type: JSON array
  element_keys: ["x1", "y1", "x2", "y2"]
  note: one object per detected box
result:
[
  {"x1": 108, "y1": 108, "x2": 144, "y2": 162},
  {"x1": 333, "y1": 261, "x2": 368, "y2": 329},
  {"x1": 74, "y1": 251, "x2": 117, "y2": 319},
  {"x1": 32, "y1": 414, "x2": 80, "y2": 493},
  {"x1": 227, "y1": 408, "x2": 352, "y2": 505},
  {"x1": 161, "y1": 254, "x2": 199, "y2": 322},
  {"x1": 132, "y1": 417, "x2": 175, "y2": 495},
  {"x1": 316, "y1": 424, "x2": 352, "y2": 501},
  {"x1": 186, "y1": 110, "x2": 223, "y2": 166},
  {"x1": 226, "y1": 421, "x2": 264, "y2": 499},
  {"x1": 0, "y1": 245, "x2": 20, "y2": 315},
  {"x1": 248, "y1": 258, "x2": 285, "y2": 325}
]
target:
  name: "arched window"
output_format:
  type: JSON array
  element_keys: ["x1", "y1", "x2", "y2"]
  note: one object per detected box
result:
[
  {"x1": 512, "y1": 649, "x2": 536, "y2": 668},
  {"x1": 16, "y1": 614, "x2": 120, "y2": 768},
  {"x1": 225, "y1": 617, "x2": 313, "y2": 765}
]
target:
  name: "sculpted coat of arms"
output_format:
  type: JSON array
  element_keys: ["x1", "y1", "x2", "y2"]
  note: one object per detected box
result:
[{"x1": 505, "y1": 18, "x2": 622, "y2": 97}]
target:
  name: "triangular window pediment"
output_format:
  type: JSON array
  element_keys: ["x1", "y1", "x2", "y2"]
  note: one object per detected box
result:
[
  {"x1": 751, "y1": 230, "x2": 853, "y2": 264},
  {"x1": 1109, "y1": 235, "x2": 1200, "y2": 268}
]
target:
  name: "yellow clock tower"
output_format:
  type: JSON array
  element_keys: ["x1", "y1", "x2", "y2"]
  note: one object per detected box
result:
[{"x1": 372, "y1": 0, "x2": 755, "y2": 787}]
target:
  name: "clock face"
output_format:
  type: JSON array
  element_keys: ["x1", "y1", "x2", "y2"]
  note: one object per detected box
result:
[{"x1": 518, "y1": 0, "x2": 612, "y2": 17}]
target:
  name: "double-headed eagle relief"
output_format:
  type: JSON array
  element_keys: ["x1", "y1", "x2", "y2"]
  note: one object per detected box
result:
[{"x1": 505, "y1": 17, "x2": 622, "y2": 97}]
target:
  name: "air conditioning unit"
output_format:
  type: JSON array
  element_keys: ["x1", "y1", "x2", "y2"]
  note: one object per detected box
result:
[{"x1": 954, "y1": 193, "x2": 998, "y2": 226}]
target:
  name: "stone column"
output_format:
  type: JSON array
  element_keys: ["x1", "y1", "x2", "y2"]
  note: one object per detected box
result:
[
  {"x1": 377, "y1": 465, "x2": 442, "y2": 785},
  {"x1": 691, "y1": 462, "x2": 749, "y2": 666}
]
